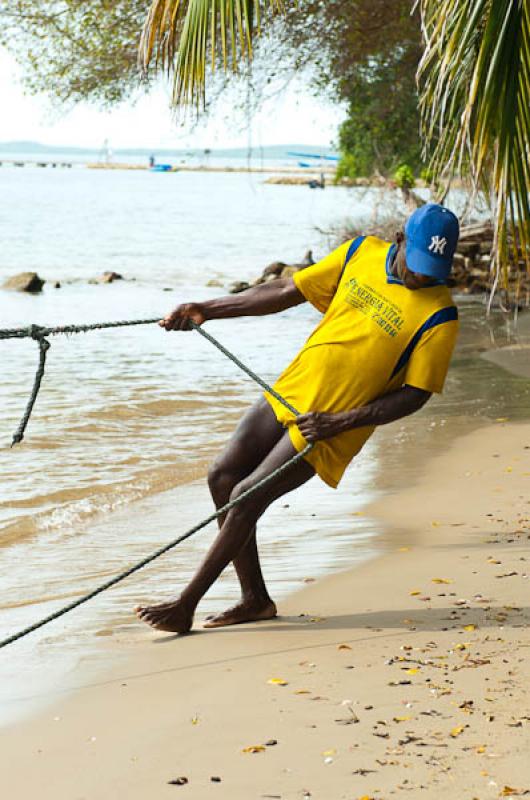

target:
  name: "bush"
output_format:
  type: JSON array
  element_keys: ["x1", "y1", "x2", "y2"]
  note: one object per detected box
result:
[
  {"x1": 394, "y1": 164, "x2": 416, "y2": 189},
  {"x1": 335, "y1": 153, "x2": 361, "y2": 183}
]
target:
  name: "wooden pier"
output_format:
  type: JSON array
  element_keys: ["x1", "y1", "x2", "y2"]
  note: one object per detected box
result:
[{"x1": 0, "y1": 159, "x2": 74, "y2": 168}]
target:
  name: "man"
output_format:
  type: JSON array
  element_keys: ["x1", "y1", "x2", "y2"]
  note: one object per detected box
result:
[{"x1": 136, "y1": 203, "x2": 460, "y2": 634}]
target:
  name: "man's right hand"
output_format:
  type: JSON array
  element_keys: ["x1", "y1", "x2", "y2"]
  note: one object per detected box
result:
[{"x1": 159, "y1": 302, "x2": 208, "y2": 331}]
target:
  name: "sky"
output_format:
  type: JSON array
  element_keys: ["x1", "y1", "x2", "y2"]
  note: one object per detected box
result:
[{"x1": 0, "y1": 48, "x2": 346, "y2": 150}]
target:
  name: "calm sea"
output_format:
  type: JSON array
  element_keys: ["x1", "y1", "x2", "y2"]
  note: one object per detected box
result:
[{"x1": 1, "y1": 159, "x2": 529, "y2": 723}]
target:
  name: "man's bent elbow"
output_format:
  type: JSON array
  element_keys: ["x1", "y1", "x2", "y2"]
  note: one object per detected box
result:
[{"x1": 404, "y1": 385, "x2": 432, "y2": 411}]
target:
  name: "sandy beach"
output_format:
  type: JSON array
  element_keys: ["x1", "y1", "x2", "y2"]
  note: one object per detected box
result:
[{"x1": 2, "y1": 420, "x2": 529, "y2": 799}]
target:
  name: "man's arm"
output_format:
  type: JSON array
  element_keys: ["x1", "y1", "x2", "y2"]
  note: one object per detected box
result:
[
  {"x1": 295, "y1": 385, "x2": 432, "y2": 442},
  {"x1": 160, "y1": 278, "x2": 306, "y2": 330}
]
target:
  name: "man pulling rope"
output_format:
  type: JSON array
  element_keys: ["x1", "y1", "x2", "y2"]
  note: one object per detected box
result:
[{"x1": 136, "y1": 203, "x2": 460, "y2": 634}]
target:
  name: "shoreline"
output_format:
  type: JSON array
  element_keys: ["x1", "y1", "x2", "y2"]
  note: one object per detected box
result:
[{"x1": 2, "y1": 420, "x2": 529, "y2": 797}]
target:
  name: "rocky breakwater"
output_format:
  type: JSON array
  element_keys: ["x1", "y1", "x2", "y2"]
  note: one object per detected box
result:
[{"x1": 228, "y1": 250, "x2": 315, "y2": 294}]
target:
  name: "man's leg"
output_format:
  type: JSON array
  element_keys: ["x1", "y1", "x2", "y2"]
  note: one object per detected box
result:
[
  {"x1": 205, "y1": 399, "x2": 286, "y2": 626},
  {"x1": 136, "y1": 427, "x2": 315, "y2": 633}
]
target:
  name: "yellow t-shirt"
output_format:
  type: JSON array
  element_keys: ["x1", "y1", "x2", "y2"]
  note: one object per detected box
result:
[{"x1": 265, "y1": 235, "x2": 459, "y2": 488}]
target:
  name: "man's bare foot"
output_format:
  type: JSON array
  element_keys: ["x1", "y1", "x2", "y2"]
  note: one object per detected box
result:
[
  {"x1": 203, "y1": 599, "x2": 277, "y2": 628},
  {"x1": 135, "y1": 597, "x2": 194, "y2": 634}
]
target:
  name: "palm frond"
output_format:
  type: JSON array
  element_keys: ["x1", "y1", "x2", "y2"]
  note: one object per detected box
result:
[
  {"x1": 418, "y1": 0, "x2": 530, "y2": 296},
  {"x1": 140, "y1": 0, "x2": 286, "y2": 108}
]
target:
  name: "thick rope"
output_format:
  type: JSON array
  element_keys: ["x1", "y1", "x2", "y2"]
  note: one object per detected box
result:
[
  {"x1": 0, "y1": 316, "x2": 313, "y2": 648},
  {"x1": 3, "y1": 319, "x2": 161, "y2": 445},
  {"x1": 0, "y1": 319, "x2": 161, "y2": 341},
  {"x1": 11, "y1": 336, "x2": 50, "y2": 447},
  {"x1": 3, "y1": 317, "x2": 298, "y2": 444}
]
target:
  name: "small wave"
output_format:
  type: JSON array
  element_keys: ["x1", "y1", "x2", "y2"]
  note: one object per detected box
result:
[{"x1": 0, "y1": 459, "x2": 211, "y2": 550}]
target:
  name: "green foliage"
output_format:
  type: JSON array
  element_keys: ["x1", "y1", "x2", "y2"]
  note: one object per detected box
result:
[
  {"x1": 418, "y1": 0, "x2": 530, "y2": 283},
  {"x1": 142, "y1": 1, "x2": 284, "y2": 107},
  {"x1": 394, "y1": 164, "x2": 415, "y2": 189},
  {"x1": 334, "y1": 153, "x2": 362, "y2": 183},
  {"x1": 0, "y1": 1, "x2": 149, "y2": 105},
  {"x1": 277, "y1": 2, "x2": 425, "y2": 178},
  {"x1": 335, "y1": 38, "x2": 424, "y2": 178},
  {"x1": 419, "y1": 166, "x2": 434, "y2": 184}
]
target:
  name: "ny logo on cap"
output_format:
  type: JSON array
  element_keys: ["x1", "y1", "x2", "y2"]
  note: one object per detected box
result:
[{"x1": 428, "y1": 235, "x2": 447, "y2": 255}]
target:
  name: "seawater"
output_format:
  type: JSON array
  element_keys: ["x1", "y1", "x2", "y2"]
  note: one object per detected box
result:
[{"x1": 0, "y1": 162, "x2": 529, "y2": 724}]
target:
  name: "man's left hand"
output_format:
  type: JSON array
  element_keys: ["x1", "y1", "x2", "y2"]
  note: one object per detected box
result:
[{"x1": 294, "y1": 412, "x2": 346, "y2": 442}]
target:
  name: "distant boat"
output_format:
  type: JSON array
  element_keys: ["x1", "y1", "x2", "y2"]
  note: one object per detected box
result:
[
  {"x1": 298, "y1": 161, "x2": 311, "y2": 168},
  {"x1": 150, "y1": 164, "x2": 172, "y2": 172},
  {"x1": 288, "y1": 151, "x2": 340, "y2": 162}
]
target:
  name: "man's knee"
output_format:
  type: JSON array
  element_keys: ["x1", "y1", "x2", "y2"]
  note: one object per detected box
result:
[
  {"x1": 208, "y1": 459, "x2": 238, "y2": 501},
  {"x1": 228, "y1": 478, "x2": 265, "y2": 522}
]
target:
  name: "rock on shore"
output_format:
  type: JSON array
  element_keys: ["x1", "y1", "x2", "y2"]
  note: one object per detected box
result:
[
  {"x1": 2, "y1": 272, "x2": 45, "y2": 293},
  {"x1": 229, "y1": 250, "x2": 314, "y2": 294}
]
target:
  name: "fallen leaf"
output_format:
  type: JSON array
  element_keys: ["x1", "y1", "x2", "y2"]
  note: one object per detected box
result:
[
  {"x1": 409, "y1": 590, "x2": 421, "y2": 596},
  {"x1": 322, "y1": 749, "x2": 336, "y2": 756},
  {"x1": 267, "y1": 678, "x2": 288, "y2": 686},
  {"x1": 463, "y1": 624, "x2": 477, "y2": 631},
  {"x1": 431, "y1": 521, "x2": 441, "y2": 527},
  {"x1": 405, "y1": 668, "x2": 420, "y2": 675},
  {"x1": 393, "y1": 716, "x2": 411, "y2": 723},
  {"x1": 432, "y1": 578, "x2": 453, "y2": 584},
  {"x1": 168, "y1": 777, "x2": 188, "y2": 785},
  {"x1": 450, "y1": 726, "x2": 465, "y2": 738},
  {"x1": 337, "y1": 643, "x2": 352, "y2": 650},
  {"x1": 242, "y1": 745, "x2": 266, "y2": 753},
  {"x1": 294, "y1": 689, "x2": 311, "y2": 695}
]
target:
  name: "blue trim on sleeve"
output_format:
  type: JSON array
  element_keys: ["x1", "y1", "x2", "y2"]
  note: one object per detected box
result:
[
  {"x1": 338, "y1": 236, "x2": 366, "y2": 284},
  {"x1": 345, "y1": 236, "x2": 366, "y2": 264},
  {"x1": 390, "y1": 305, "x2": 459, "y2": 379}
]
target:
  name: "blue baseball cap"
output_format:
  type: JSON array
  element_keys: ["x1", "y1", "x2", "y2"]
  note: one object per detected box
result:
[{"x1": 404, "y1": 203, "x2": 460, "y2": 280}]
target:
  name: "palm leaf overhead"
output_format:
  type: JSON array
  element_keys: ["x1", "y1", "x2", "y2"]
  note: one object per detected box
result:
[
  {"x1": 418, "y1": 0, "x2": 530, "y2": 294},
  {"x1": 141, "y1": 0, "x2": 286, "y2": 107}
]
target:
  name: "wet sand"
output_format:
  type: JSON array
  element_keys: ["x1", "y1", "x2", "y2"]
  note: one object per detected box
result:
[{"x1": 1, "y1": 420, "x2": 529, "y2": 798}]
